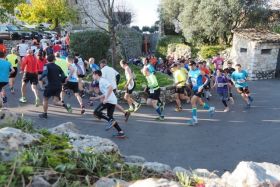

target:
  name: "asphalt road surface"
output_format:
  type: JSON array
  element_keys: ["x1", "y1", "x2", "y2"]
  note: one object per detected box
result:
[{"x1": 5, "y1": 76, "x2": 280, "y2": 173}]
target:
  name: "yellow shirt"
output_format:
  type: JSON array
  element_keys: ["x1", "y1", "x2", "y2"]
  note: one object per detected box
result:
[
  {"x1": 6, "y1": 54, "x2": 18, "y2": 68},
  {"x1": 174, "y1": 69, "x2": 187, "y2": 87}
]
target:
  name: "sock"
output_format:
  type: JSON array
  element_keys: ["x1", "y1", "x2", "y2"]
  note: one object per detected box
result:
[
  {"x1": 192, "y1": 107, "x2": 197, "y2": 119},
  {"x1": 222, "y1": 100, "x2": 228, "y2": 107},
  {"x1": 203, "y1": 103, "x2": 210, "y2": 110},
  {"x1": 156, "y1": 107, "x2": 162, "y2": 116},
  {"x1": 114, "y1": 123, "x2": 122, "y2": 132}
]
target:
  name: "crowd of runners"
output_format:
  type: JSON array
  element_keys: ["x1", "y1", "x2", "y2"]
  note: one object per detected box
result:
[{"x1": 0, "y1": 37, "x2": 254, "y2": 138}]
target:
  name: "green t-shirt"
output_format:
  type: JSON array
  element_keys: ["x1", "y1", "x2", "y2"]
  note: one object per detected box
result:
[
  {"x1": 146, "y1": 74, "x2": 159, "y2": 89},
  {"x1": 55, "y1": 58, "x2": 68, "y2": 76}
]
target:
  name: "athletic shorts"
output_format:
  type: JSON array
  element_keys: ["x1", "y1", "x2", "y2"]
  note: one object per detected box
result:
[
  {"x1": 44, "y1": 86, "x2": 61, "y2": 98},
  {"x1": 78, "y1": 74, "x2": 85, "y2": 78},
  {"x1": 0, "y1": 82, "x2": 8, "y2": 92},
  {"x1": 63, "y1": 82, "x2": 79, "y2": 93},
  {"x1": 23, "y1": 72, "x2": 38, "y2": 85},
  {"x1": 38, "y1": 71, "x2": 43, "y2": 75},
  {"x1": 237, "y1": 87, "x2": 250, "y2": 94},
  {"x1": 193, "y1": 90, "x2": 203, "y2": 98},
  {"x1": 148, "y1": 88, "x2": 160, "y2": 100},
  {"x1": 126, "y1": 82, "x2": 136, "y2": 94},
  {"x1": 9, "y1": 67, "x2": 18, "y2": 78},
  {"x1": 175, "y1": 86, "x2": 186, "y2": 94}
]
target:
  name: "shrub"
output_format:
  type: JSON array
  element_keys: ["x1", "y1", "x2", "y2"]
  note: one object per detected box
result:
[
  {"x1": 155, "y1": 35, "x2": 185, "y2": 59},
  {"x1": 70, "y1": 31, "x2": 110, "y2": 62},
  {"x1": 198, "y1": 45, "x2": 226, "y2": 59}
]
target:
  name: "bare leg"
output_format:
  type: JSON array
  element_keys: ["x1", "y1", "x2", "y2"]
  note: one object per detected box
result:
[{"x1": 21, "y1": 81, "x2": 27, "y2": 98}]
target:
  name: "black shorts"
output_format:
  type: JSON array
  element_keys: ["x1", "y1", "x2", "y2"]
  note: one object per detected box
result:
[
  {"x1": 237, "y1": 87, "x2": 250, "y2": 94},
  {"x1": 63, "y1": 82, "x2": 79, "y2": 93},
  {"x1": 9, "y1": 67, "x2": 18, "y2": 78},
  {"x1": 38, "y1": 71, "x2": 43, "y2": 75},
  {"x1": 78, "y1": 74, "x2": 85, "y2": 78},
  {"x1": 193, "y1": 90, "x2": 203, "y2": 98},
  {"x1": 148, "y1": 88, "x2": 160, "y2": 100},
  {"x1": 23, "y1": 73, "x2": 38, "y2": 85},
  {"x1": 44, "y1": 87, "x2": 61, "y2": 98},
  {"x1": 175, "y1": 86, "x2": 186, "y2": 94},
  {"x1": 126, "y1": 82, "x2": 136, "y2": 94},
  {"x1": 0, "y1": 82, "x2": 8, "y2": 92}
]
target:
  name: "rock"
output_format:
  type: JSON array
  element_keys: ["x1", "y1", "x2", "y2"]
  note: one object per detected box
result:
[
  {"x1": 222, "y1": 161, "x2": 280, "y2": 187},
  {"x1": 31, "y1": 176, "x2": 51, "y2": 187},
  {"x1": 193, "y1": 169, "x2": 219, "y2": 179},
  {"x1": 123, "y1": 155, "x2": 146, "y2": 164},
  {"x1": 48, "y1": 122, "x2": 80, "y2": 135},
  {"x1": 0, "y1": 109, "x2": 18, "y2": 126},
  {"x1": 0, "y1": 127, "x2": 39, "y2": 161},
  {"x1": 94, "y1": 177, "x2": 129, "y2": 187},
  {"x1": 167, "y1": 43, "x2": 192, "y2": 59},
  {"x1": 130, "y1": 178, "x2": 182, "y2": 187},
  {"x1": 142, "y1": 162, "x2": 172, "y2": 175},
  {"x1": 173, "y1": 167, "x2": 190, "y2": 175}
]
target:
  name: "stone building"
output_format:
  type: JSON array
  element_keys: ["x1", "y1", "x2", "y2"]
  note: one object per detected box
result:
[{"x1": 230, "y1": 29, "x2": 280, "y2": 80}]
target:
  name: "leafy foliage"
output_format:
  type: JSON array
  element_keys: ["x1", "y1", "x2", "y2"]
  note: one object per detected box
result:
[
  {"x1": 199, "y1": 45, "x2": 226, "y2": 59},
  {"x1": 70, "y1": 31, "x2": 110, "y2": 62},
  {"x1": 156, "y1": 35, "x2": 185, "y2": 59}
]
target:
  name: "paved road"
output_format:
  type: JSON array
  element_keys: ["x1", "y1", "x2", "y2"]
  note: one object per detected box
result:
[{"x1": 5, "y1": 76, "x2": 280, "y2": 173}]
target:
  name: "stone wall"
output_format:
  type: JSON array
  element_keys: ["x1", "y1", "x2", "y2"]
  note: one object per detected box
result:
[
  {"x1": 167, "y1": 43, "x2": 191, "y2": 59},
  {"x1": 230, "y1": 34, "x2": 279, "y2": 80}
]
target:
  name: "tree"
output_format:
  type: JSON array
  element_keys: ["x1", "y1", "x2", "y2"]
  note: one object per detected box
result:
[
  {"x1": 131, "y1": 26, "x2": 141, "y2": 32},
  {"x1": 16, "y1": 0, "x2": 76, "y2": 32},
  {"x1": 0, "y1": 0, "x2": 24, "y2": 23},
  {"x1": 142, "y1": 26, "x2": 150, "y2": 32},
  {"x1": 80, "y1": 0, "x2": 132, "y2": 68}
]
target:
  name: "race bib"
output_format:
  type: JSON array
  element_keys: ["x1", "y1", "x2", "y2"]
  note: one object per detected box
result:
[
  {"x1": 150, "y1": 89, "x2": 154, "y2": 94},
  {"x1": 191, "y1": 78, "x2": 197, "y2": 86},
  {"x1": 217, "y1": 83, "x2": 226, "y2": 87}
]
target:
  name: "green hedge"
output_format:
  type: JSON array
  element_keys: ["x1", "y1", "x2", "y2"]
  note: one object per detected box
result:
[
  {"x1": 155, "y1": 35, "x2": 184, "y2": 59},
  {"x1": 70, "y1": 31, "x2": 110, "y2": 61},
  {"x1": 198, "y1": 45, "x2": 226, "y2": 59}
]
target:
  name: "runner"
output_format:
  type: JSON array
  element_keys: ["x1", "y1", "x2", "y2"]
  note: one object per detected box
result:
[
  {"x1": 120, "y1": 60, "x2": 141, "y2": 112},
  {"x1": 60, "y1": 56, "x2": 85, "y2": 114},
  {"x1": 231, "y1": 64, "x2": 254, "y2": 109},
  {"x1": 224, "y1": 61, "x2": 235, "y2": 104},
  {"x1": 74, "y1": 53, "x2": 86, "y2": 97},
  {"x1": 55, "y1": 52, "x2": 68, "y2": 77},
  {"x1": 99, "y1": 59, "x2": 130, "y2": 122},
  {"x1": 187, "y1": 61, "x2": 215, "y2": 125},
  {"x1": 170, "y1": 63, "x2": 189, "y2": 112},
  {"x1": 38, "y1": 54, "x2": 72, "y2": 119},
  {"x1": 0, "y1": 39, "x2": 7, "y2": 54},
  {"x1": 198, "y1": 61, "x2": 212, "y2": 100},
  {"x1": 19, "y1": 49, "x2": 40, "y2": 106},
  {"x1": 213, "y1": 69, "x2": 230, "y2": 112},
  {"x1": 6, "y1": 48, "x2": 20, "y2": 94},
  {"x1": 0, "y1": 51, "x2": 14, "y2": 107},
  {"x1": 142, "y1": 66, "x2": 165, "y2": 120},
  {"x1": 37, "y1": 51, "x2": 47, "y2": 91},
  {"x1": 212, "y1": 53, "x2": 224, "y2": 71},
  {"x1": 88, "y1": 58, "x2": 100, "y2": 73},
  {"x1": 92, "y1": 70, "x2": 125, "y2": 138},
  {"x1": 17, "y1": 39, "x2": 29, "y2": 59}
]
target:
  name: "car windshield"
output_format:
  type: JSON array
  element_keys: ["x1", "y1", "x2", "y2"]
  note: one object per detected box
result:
[{"x1": 7, "y1": 25, "x2": 20, "y2": 31}]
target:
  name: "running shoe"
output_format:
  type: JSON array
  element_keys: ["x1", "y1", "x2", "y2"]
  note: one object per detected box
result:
[
  {"x1": 155, "y1": 116, "x2": 164, "y2": 121},
  {"x1": 39, "y1": 113, "x2": 48, "y2": 119},
  {"x1": 81, "y1": 107, "x2": 86, "y2": 114},
  {"x1": 105, "y1": 119, "x2": 117, "y2": 131},
  {"x1": 112, "y1": 132, "x2": 126, "y2": 139},
  {"x1": 19, "y1": 97, "x2": 27, "y2": 103},
  {"x1": 35, "y1": 98, "x2": 40, "y2": 107},
  {"x1": 209, "y1": 107, "x2": 215, "y2": 117},
  {"x1": 126, "y1": 107, "x2": 135, "y2": 113},
  {"x1": 224, "y1": 107, "x2": 230, "y2": 112},
  {"x1": 133, "y1": 103, "x2": 141, "y2": 112},
  {"x1": 186, "y1": 119, "x2": 196, "y2": 126},
  {"x1": 2, "y1": 96, "x2": 7, "y2": 104},
  {"x1": 124, "y1": 111, "x2": 131, "y2": 122},
  {"x1": 66, "y1": 104, "x2": 72, "y2": 113},
  {"x1": 229, "y1": 97, "x2": 235, "y2": 105},
  {"x1": 175, "y1": 107, "x2": 182, "y2": 112}
]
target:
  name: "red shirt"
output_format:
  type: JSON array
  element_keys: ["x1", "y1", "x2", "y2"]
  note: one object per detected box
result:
[
  {"x1": 53, "y1": 44, "x2": 61, "y2": 53},
  {"x1": 21, "y1": 55, "x2": 38, "y2": 73},
  {"x1": 37, "y1": 57, "x2": 47, "y2": 72},
  {"x1": 0, "y1": 44, "x2": 7, "y2": 55}
]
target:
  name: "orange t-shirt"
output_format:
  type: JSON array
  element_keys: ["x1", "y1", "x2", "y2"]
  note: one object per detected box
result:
[{"x1": 0, "y1": 44, "x2": 7, "y2": 55}]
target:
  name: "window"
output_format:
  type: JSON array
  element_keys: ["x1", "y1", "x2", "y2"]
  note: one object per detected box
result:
[
  {"x1": 240, "y1": 48, "x2": 247, "y2": 53},
  {"x1": 261, "y1": 49, "x2": 271, "y2": 55}
]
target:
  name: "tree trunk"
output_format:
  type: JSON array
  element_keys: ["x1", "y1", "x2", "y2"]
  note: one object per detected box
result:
[
  {"x1": 111, "y1": 29, "x2": 117, "y2": 68},
  {"x1": 54, "y1": 18, "x2": 61, "y2": 34}
]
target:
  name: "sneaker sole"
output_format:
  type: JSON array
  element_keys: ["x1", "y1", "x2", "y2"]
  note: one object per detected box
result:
[{"x1": 133, "y1": 104, "x2": 141, "y2": 112}]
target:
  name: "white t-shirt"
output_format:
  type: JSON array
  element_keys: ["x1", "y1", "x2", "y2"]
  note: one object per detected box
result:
[
  {"x1": 18, "y1": 43, "x2": 29, "y2": 57},
  {"x1": 99, "y1": 78, "x2": 117, "y2": 105},
  {"x1": 101, "y1": 65, "x2": 119, "y2": 90}
]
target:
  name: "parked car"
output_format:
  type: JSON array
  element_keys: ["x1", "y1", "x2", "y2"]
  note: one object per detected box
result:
[{"x1": 0, "y1": 25, "x2": 21, "y2": 40}]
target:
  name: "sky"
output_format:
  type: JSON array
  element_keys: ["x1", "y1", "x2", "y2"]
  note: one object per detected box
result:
[{"x1": 117, "y1": 0, "x2": 160, "y2": 28}]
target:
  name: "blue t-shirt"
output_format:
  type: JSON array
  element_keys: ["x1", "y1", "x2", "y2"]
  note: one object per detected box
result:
[
  {"x1": 231, "y1": 70, "x2": 248, "y2": 88},
  {"x1": 147, "y1": 64, "x2": 155, "y2": 74},
  {"x1": 188, "y1": 68, "x2": 204, "y2": 92},
  {"x1": 0, "y1": 59, "x2": 11, "y2": 83},
  {"x1": 90, "y1": 64, "x2": 100, "y2": 72}
]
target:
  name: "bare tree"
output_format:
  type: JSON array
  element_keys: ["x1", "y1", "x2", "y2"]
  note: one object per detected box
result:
[{"x1": 80, "y1": 0, "x2": 132, "y2": 68}]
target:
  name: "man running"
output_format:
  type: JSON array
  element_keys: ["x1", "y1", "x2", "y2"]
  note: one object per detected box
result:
[
  {"x1": 120, "y1": 60, "x2": 141, "y2": 112},
  {"x1": 74, "y1": 53, "x2": 86, "y2": 97},
  {"x1": 0, "y1": 39, "x2": 7, "y2": 54},
  {"x1": 19, "y1": 49, "x2": 40, "y2": 106},
  {"x1": 99, "y1": 59, "x2": 130, "y2": 122},
  {"x1": 39, "y1": 54, "x2": 72, "y2": 119},
  {"x1": 142, "y1": 67, "x2": 165, "y2": 120},
  {"x1": 17, "y1": 39, "x2": 29, "y2": 59},
  {"x1": 187, "y1": 61, "x2": 215, "y2": 125},
  {"x1": 6, "y1": 48, "x2": 20, "y2": 94},
  {"x1": 60, "y1": 56, "x2": 85, "y2": 114},
  {"x1": 0, "y1": 51, "x2": 14, "y2": 107},
  {"x1": 93, "y1": 70, "x2": 125, "y2": 138},
  {"x1": 231, "y1": 64, "x2": 254, "y2": 109},
  {"x1": 224, "y1": 61, "x2": 235, "y2": 104},
  {"x1": 171, "y1": 63, "x2": 189, "y2": 112},
  {"x1": 212, "y1": 53, "x2": 224, "y2": 71}
]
